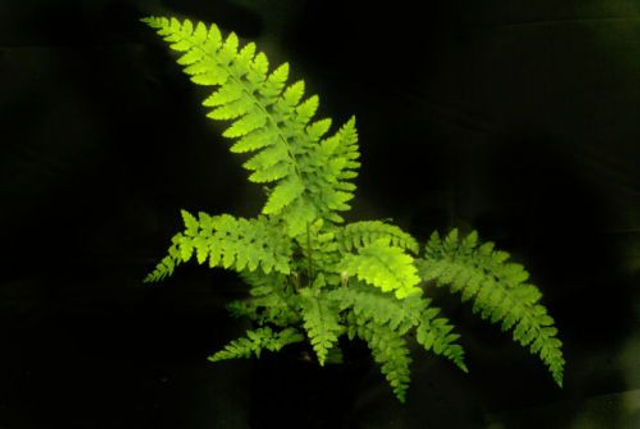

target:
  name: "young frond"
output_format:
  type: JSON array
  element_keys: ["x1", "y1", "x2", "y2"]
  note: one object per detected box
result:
[
  {"x1": 418, "y1": 229, "x2": 565, "y2": 386},
  {"x1": 209, "y1": 327, "x2": 304, "y2": 362},
  {"x1": 338, "y1": 238, "x2": 422, "y2": 299}
]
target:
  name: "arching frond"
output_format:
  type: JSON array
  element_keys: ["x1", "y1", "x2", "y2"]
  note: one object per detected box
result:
[
  {"x1": 143, "y1": 17, "x2": 361, "y2": 236},
  {"x1": 144, "y1": 210, "x2": 292, "y2": 282},
  {"x1": 418, "y1": 229, "x2": 564, "y2": 386}
]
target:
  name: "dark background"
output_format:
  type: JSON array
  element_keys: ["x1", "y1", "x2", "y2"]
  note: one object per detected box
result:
[{"x1": 2, "y1": 0, "x2": 640, "y2": 427}]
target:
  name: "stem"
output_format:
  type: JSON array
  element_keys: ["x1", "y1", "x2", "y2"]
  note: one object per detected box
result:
[
  {"x1": 306, "y1": 222, "x2": 313, "y2": 286},
  {"x1": 290, "y1": 271, "x2": 300, "y2": 292}
]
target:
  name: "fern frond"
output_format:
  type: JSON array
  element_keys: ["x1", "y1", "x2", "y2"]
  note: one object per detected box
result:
[
  {"x1": 329, "y1": 282, "x2": 467, "y2": 371},
  {"x1": 418, "y1": 229, "x2": 565, "y2": 386},
  {"x1": 338, "y1": 238, "x2": 422, "y2": 299},
  {"x1": 337, "y1": 220, "x2": 419, "y2": 254},
  {"x1": 144, "y1": 210, "x2": 292, "y2": 282},
  {"x1": 144, "y1": 17, "x2": 361, "y2": 235},
  {"x1": 299, "y1": 288, "x2": 344, "y2": 366},
  {"x1": 355, "y1": 321, "x2": 412, "y2": 403},
  {"x1": 328, "y1": 282, "x2": 415, "y2": 334},
  {"x1": 416, "y1": 306, "x2": 468, "y2": 372},
  {"x1": 209, "y1": 327, "x2": 304, "y2": 362}
]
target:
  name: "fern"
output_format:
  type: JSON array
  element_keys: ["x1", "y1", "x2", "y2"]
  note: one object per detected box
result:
[{"x1": 142, "y1": 16, "x2": 565, "y2": 403}]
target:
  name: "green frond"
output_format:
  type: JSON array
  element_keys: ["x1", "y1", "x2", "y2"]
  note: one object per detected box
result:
[
  {"x1": 328, "y1": 282, "x2": 416, "y2": 334},
  {"x1": 337, "y1": 220, "x2": 419, "y2": 254},
  {"x1": 418, "y1": 229, "x2": 565, "y2": 386},
  {"x1": 416, "y1": 306, "x2": 468, "y2": 372},
  {"x1": 356, "y1": 321, "x2": 412, "y2": 403},
  {"x1": 144, "y1": 17, "x2": 361, "y2": 231},
  {"x1": 329, "y1": 282, "x2": 467, "y2": 371},
  {"x1": 208, "y1": 327, "x2": 304, "y2": 362},
  {"x1": 299, "y1": 288, "x2": 344, "y2": 366},
  {"x1": 144, "y1": 210, "x2": 292, "y2": 282},
  {"x1": 338, "y1": 238, "x2": 422, "y2": 299}
]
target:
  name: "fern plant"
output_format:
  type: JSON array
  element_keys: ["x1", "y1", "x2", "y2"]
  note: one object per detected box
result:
[{"x1": 142, "y1": 16, "x2": 565, "y2": 402}]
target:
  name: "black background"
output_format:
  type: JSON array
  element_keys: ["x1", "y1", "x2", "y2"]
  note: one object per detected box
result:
[{"x1": 2, "y1": 0, "x2": 640, "y2": 427}]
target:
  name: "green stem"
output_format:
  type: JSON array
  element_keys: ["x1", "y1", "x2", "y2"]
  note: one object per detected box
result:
[{"x1": 306, "y1": 222, "x2": 314, "y2": 286}]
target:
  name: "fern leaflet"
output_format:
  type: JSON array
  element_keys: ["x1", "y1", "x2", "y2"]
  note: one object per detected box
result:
[{"x1": 415, "y1": 305, "x2": 468, "y2": 372}]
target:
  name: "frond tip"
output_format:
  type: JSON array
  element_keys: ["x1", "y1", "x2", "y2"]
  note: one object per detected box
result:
[
  {"x1": 300, "y1": 289, "x2": 344, "y2": 366},
  {"x1": 209, "y1": 327, "x2": 305, "y2": 361},
  {"x1": 356, "y1": 321, "x2": 413, "y2": 403}
]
